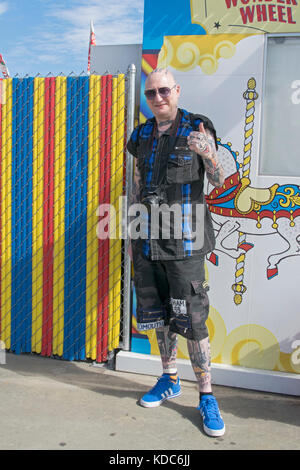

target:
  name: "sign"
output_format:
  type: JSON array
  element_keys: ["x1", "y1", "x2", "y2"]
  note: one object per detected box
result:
[{"x1": 191, "y1": 0, "x2": 300, "y2": 34}]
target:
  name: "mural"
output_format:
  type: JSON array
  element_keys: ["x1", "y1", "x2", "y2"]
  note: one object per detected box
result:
[
  {"x1": 190, "y1": 0, "x2": 300, "y2": 35},
  {"x1": 132, "y1": 0, "x2": 300, "y2": 378},
  {"x1": 206, "y1": 78, "x2": 300, "y2": 298}
]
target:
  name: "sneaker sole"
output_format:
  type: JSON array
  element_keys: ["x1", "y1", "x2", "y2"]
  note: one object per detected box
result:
[
  {"x1": 140, "y1": 390, "x2": 182, "y2": 408},
  {"x1": 203, "y1": 423, "x2": 226, "y2": 438}
]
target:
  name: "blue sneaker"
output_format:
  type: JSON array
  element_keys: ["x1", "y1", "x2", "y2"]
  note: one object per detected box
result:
[
  {"x1": 140, "y1": 374, "x2": 181, "y2": 408},
  {"x1": 198, "y1": 395, "x2": 225, "y2": 437}
]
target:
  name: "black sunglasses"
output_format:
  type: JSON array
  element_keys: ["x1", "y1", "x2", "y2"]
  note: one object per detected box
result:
[{"x1": 144, "y1": 84, "x2": 177, "y2": 100}]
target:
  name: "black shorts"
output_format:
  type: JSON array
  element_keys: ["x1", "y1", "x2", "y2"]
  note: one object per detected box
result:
[{"x1": 132, "y1": 243, "x2": 210, "y2": 341}]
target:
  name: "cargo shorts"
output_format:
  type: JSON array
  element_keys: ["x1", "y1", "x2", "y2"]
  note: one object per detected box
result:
[{"x1": 132, "y1": 242, "x2": 210, "y2": 341}]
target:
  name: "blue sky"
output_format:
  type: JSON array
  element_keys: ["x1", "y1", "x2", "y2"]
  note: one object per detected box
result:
[{"x1": 0, "y1": 0, "x2": 144, "y2": 77}]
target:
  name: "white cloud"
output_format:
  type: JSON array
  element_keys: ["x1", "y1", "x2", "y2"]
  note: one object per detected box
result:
[
  {"x1": 0, "y1": 1, "x2": 8, "y2": 15},
  {"x1": 7, "y1": 0, "x2": 144, "y2": 75},
  {"x1": 47, "y1": 0, "x2": 144, "y2": 45}
]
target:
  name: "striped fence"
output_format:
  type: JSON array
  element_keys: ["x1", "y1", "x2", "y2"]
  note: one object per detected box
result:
[{"x1": 0, "y1": 73, "x2": 127, "y2": 363}]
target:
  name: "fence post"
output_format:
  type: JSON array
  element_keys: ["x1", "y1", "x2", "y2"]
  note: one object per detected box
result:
[{"x1": 122, "y1": 64, "x2": 136, "y2": 351}]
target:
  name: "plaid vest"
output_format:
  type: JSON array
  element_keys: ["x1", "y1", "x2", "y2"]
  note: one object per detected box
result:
[{"x1": 127, "y1": 108, "x2": 216, "y2": 260}]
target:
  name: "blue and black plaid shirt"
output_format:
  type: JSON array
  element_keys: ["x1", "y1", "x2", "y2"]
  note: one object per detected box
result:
[{"x1": 127, "y1": 108, "x2": 216, "y2": 260}]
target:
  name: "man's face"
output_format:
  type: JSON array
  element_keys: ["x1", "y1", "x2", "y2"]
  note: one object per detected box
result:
[{"x1": 144, "y1": 71, "x2": 180, "y2": 122}]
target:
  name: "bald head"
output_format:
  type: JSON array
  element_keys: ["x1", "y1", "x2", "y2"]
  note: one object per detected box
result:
[{"x1": 145, "y1": 68, "x2": 177, "y2": 89}]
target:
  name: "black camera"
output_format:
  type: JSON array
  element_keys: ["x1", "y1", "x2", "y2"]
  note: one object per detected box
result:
[{"x1": 141, "y1": 186, "x2": 166, "y2": 208}]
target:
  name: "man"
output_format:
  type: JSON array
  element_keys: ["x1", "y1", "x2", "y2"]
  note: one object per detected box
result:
[{"x1": 127, "y1": 68, "x2": 225, "y2": 437}]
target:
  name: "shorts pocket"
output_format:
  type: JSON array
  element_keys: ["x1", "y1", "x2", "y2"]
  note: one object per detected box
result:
[
  {"x1": 174, "y1": 313, "x2": 192, "y2": 331},
  {"x1": 138, "y1": 309, "x2": 165, "y2": 323},
  {"x1": 169, "y1": 297, "x2": 193, "y2": 335},
  {"x1": 137, "y1": 309, "x2": 165, "y2": 331},
  {"x1": 190, "y1": 279, "x2": 210, "y2": 332},
  {"x1": 191, "y1": 279, "x2": 209, "y2": 294}
]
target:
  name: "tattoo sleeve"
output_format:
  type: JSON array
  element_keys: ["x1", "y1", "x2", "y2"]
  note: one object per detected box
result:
[
  {"x1": 156, "y1": 326, "x2": 178, "y2": 373},
  {"x1": 187, "y1": 337, "x2": 212, "y2": 393},
  {"x1": 201, "y1": 129, "x2": 225, "y2": 188}
]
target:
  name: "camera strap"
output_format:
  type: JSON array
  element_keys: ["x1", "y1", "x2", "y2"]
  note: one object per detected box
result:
[
  {"x1": 151, "y1": 110, "x2": 184, "y2": 188},
  {"x1": 143, "y1": 109, "x2": 197, "y2": 192}
]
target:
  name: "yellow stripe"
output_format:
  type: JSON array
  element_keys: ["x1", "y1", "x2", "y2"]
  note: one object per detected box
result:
[
  {"x1": 53, "y1": 76, "x2": 66, "y2": 356},
  {"x1": 141, "y1": 57, "x2": 154, "y2": 76},
  {"x1": 85, "y1": 75, "x2": 101, "y2": 360},
  {"x1": 32, "y1": 78, "x2": 45, "y2": 353},
  {"x1": 108, "y1": 77, "x2": 118, "y2": 351},
  {"x1": 1, "y1": 79, "x2": 12, "y2": 349},
  {"x1": 112, "y1": 74, "x2": 125, "y2": 349},
  {"x1": 245, "y1": 129, "x2": 252, "y2": 139}
]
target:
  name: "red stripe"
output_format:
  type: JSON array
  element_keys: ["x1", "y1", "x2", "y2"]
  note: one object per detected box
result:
[
  {"x1": 42, "y1": 77, "x2": 55, "y2": 356},
  {"x1": 97, "y1": 76, "x2": 112, "y2": 362},
  {"x1": 206, "y1": 172, "x2": 240, "y2": 204},
  {"x1": 102, "y1": 75, "x2": 112, "y2": 362},
  {"x1": 207, "y1": 205, "x2": 300, "y2": 221},
  {"x1": 97, "y1": 75, "x2": 106, "y2": 361},
  {"x1": 47, "y1": 77, "x2": 55, "y2": 355},
  {"x1": 143, "y1": 53, "x2": 158, "y2": 70}
]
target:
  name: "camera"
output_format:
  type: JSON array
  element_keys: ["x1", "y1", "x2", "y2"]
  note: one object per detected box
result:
[{"x1": 141, "y1": 186, "x2": 166, "y2": 209}]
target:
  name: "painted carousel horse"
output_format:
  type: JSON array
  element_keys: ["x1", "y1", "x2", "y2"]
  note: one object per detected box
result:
[{"x1": 205, "y1": 142, "x2": 300, "y2": 280}]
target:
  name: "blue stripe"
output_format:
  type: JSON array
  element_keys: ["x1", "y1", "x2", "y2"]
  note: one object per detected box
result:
[
  {"x1": 182, "y1": 184, "x2": 192, "y2": 256},
  {"x1": 11, "y1": 78, "x2": 33, "y2": 353},
  {"x1": 212, "y1": 199, "x2": 236, "y2": 209},
  {"x1": 145, "y1": 138, "x2": 157, "y2": 187},
  {"x1": 214, "y1": 185, "x2": 238, "y2": 199},
  {"x1": 64, "y1": 76, "x2": 74, "y2": 360},
  {"x1": 64, "y1": 77, "x2": 88, "y2": 360}
]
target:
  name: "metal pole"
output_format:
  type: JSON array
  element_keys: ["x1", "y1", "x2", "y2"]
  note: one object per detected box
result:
[{"x1": 122, "y1": 63, "x2": 136, "y2": 351}]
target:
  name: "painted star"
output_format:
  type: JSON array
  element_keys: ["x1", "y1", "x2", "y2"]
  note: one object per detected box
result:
[{"x1": 214, "y1": 21, "x2": 221, "y2": 29}]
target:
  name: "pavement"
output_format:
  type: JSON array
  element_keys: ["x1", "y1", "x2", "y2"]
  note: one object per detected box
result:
[{"x1": 0, "y1": 351, "x2": 299, "y2": 451}]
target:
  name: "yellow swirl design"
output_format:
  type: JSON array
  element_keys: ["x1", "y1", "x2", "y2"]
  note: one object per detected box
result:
[
  {"x1": 221, "y1": 325, "x2": 280, "y2": 371},
  {"x1": 176, "y1": 42, "x2": 201, "y2": 72},
  {"x1": 132, "y1": 276, "x2": 298, "y2": 374},
  {"x1": 157, "y1": 34, "x2": 247, "y2": 74},
  {"x1": 135, "y1": 314, "x2": 299, "y2": 374}
]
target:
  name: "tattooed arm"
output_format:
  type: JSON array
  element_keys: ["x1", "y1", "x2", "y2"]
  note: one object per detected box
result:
[{"x1": 187, "y1": 122, "x2": 225, "y2": 188}]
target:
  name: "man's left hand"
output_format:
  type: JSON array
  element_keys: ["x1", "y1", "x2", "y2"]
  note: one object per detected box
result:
[{"x1": 187, "y1": 122, "x2": 212, "y2": 157}]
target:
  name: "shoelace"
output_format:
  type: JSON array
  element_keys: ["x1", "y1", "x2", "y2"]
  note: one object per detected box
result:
[
  {"x1": 199, "y1": 398, "x2": 220, "y2": 419},
  {"x1": 150, "y1": 376, "x2": 172, "y2": 392}
]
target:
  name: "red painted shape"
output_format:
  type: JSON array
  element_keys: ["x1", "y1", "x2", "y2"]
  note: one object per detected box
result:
[
  {"x1": 42, "y1": 77, "x2": 55, "y2": 356},
  {"x1": 208, "y1": 252, "x2": 218, "y2": 266},
  {"x1": 142, "y1": 53, "x2": 159, "y2": 70},
  {"x1": 239, "y1": 242, "x2": 254, "y2": 252},
  {"x1": 267, "y1": 267, "x2": 278, "y2": 280}
]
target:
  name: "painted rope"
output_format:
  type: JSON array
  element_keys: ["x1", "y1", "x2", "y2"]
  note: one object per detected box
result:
[{"x1": 0, "y1": 75, "x2": 126, "y2": 361}]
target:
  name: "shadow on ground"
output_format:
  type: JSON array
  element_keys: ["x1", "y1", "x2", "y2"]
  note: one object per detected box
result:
[{"x1": 2, "y1": 351, "x2": 300, "y2": 432}]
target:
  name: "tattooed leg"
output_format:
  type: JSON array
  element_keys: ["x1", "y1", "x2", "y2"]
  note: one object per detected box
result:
[
  {"x1": 156, "y1": 326, "x2": 178, "y2": 374},
  {"x1": 187, "y1": 336, "x2": 212, "y2": 393}
]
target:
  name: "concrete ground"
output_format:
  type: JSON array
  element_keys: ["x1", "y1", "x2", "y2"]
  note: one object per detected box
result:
[{"x1": 0, "y1": 352, "x2": 299, "y2": 451}]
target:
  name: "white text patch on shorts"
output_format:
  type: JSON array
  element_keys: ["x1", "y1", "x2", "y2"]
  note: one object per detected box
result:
[{"x1": 170, "y1": 298, "x2": 187, "y2": 315}]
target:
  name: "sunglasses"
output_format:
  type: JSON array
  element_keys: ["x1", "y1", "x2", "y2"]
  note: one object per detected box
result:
[{"x1": 144, "y1": 84, "x2": 177, "y2": 100}]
